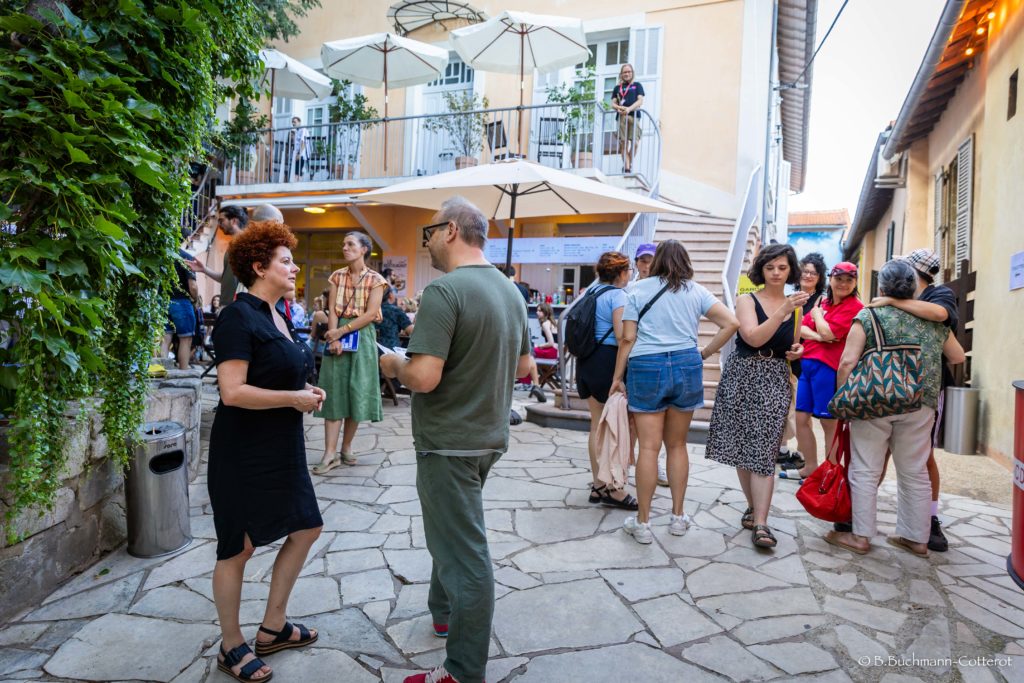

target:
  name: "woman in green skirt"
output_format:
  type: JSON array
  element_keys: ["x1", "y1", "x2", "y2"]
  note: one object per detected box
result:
[{"x1": 313, "y1": 232, "x2": 388, "y2": 473}]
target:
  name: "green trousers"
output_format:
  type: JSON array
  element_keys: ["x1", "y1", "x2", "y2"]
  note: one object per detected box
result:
[{"x1": 417, "y1": 451, "x2": 501, "y2": 683}]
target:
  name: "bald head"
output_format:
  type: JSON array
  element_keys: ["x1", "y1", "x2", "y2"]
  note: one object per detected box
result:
[{"x1": 252, "y1": 204, "x2": 284, "y2": 222}]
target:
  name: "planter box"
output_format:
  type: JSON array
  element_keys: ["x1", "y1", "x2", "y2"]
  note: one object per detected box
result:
[{"x1": 455, "y1": 156, "x2": 479, "y2": 170}]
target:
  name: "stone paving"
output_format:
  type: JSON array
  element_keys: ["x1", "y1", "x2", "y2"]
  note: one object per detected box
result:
[{"x1": 1, "y1": 387, "x2": 1023, "y2": 683}]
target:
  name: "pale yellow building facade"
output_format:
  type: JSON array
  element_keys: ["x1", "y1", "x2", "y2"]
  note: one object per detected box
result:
[
  {"x1": 202, "y1": 0, "x2": 814, "y2": 311},
  {"x1": 846, "y1": 0, "x2": 1024, "y2": 465}
]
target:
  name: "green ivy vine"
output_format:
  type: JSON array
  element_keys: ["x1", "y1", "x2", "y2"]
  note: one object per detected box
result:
[{"x1": 0, "y1": 0, "x2": 270, "y2": 542}]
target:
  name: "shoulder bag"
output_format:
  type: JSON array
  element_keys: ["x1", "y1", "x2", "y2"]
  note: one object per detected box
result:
[
  {"x1": 827, "y1": 308, "x2": 923, "y2": 420},
  {"x1": 797, "y1": 420, "x2": 852, "y2": 523}
]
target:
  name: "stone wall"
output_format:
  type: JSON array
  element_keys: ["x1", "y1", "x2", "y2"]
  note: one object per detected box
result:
[{"x1": 0, "y1": 369, "x2": 202, "y2": 624}]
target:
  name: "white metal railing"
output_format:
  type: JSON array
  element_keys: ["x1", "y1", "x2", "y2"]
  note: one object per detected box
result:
[
  {"x1": 222, "y1": 101, "x2": 662, "y2": 187},
  {"x1": 722, "y1": 166, "x2": 762, "y2": 312}
]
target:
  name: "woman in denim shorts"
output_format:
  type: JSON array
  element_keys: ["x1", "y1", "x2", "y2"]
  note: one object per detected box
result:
[{"x1": 610, "y1": 241, "x2": 739, "y2": 544}]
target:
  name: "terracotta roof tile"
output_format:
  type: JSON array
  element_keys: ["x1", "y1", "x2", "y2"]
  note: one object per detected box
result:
[{"x1": 788, "y1": 209, "x2": 850, "y2": 227}]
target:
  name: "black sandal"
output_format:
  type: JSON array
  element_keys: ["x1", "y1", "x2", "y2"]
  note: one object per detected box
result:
[
  {"x1": 752, "y1": 524, "x2": 777, "y2": 549},
  {"x1": 218, "y1": 643, "x2": 272, "y2": 682},
  {"x1": 254, "y1": 621, "x2": 318, "y2": 656},
  {"x1": 741, "y1": 507, "x2": 755, "y2": 530},
  {"x1": 589, "y1": 484, "x2": 604, "y2": 504},
  {"x1": 600, "y1": 488, "x2": 639, "y2": 510}
]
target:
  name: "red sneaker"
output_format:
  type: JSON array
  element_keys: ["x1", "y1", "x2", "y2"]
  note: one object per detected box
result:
[
  {"x1": 404, "y1": 666, "x2": 481, "y2": 683},
  {"x1": 433, "y1": 623, "x2": 448, "y2": 638}
]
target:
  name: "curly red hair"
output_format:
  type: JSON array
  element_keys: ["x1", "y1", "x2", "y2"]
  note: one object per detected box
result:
[
  {"x1": 596, "y1": 251, "x2": 630, "y2": 283},
  {"x1": 227, "y1": 220, "x2": 298, "y2": 287}
]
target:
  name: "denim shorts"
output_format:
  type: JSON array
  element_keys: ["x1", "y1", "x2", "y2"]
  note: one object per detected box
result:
[
  {"x1": 165, "y1": 297, "x2": 196, "y2": 337},
  {"x1": 626, "y1": 347, "x2": 704, "y2": 413},
  {"x1": 796, "y1": 357, "x2": 836, "y2": 418}
]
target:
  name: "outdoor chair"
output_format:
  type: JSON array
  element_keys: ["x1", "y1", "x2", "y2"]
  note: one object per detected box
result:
[
  {"x1": 536, "y1": 116, "x2": 565, "y2": 167},
  {"x1": 535, "y1": 357, "x2": 561, "y2": 391},
  {"x1": 485, "y1": 121, "x2": 525, "y2": 162}
]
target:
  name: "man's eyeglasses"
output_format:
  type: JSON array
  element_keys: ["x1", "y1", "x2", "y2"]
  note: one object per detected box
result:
[{"x1": 421, "y1": 221, "x2": 450, "y2": 241}]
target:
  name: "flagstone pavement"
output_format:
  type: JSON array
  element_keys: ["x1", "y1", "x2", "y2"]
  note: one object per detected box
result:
[{"x1": 1, "y1": 386, "x2": 1022, "y2": 683}]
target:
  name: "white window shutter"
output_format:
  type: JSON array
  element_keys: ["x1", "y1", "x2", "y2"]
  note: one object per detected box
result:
[
  {"x1": 934, "y1": 172, "x2": 944, "y2": 283},
  {"x1": 954, "y1": 135, "x2": 973, "y2": 277},
  {"x1": 629, "y1": 26, "x2": 662, "y2": 121}
]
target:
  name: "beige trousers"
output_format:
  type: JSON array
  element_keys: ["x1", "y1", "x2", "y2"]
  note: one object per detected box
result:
[{"x1": 848, "y1": 407, "x2": 935, "y2": 544}]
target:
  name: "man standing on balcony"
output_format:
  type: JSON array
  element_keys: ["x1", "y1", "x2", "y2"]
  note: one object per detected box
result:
[
  {"x1": 188, "y1": 205, "x2": 249, "y2": 303},
  {"x1": 380, "y1": 196, "x2": 531, "y2": 683}
]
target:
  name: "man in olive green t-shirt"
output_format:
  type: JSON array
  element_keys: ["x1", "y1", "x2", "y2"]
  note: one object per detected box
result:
[{"x1": 380, "y1": 196, "x2": 530, "y2": 683}]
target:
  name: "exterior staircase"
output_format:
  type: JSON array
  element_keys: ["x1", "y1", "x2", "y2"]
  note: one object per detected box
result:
[{"x1": 526, "y1": 210, "x2": 760, "y2": 442}]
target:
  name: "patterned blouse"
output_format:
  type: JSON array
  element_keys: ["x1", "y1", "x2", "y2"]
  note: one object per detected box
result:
[
  {"x1": 854, "y1": 306, "x2": 948, "y2": 409},
  {"x1": 329, "y1": 267, "x2": 388, "y2": 322}
]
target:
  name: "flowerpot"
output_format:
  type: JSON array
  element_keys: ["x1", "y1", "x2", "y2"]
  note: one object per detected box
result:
[
  {"x1": 455, "y1": 156, "x2": 478, "y2": 170},
  {"x1": 332, "y1": 164, "x2": 353, "y2": 180},
  {"x1": 572, "y1": 151, "x2": 593, "y2": 169}
]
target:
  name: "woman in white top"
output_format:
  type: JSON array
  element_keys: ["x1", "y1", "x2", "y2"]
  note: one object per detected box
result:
[{"x1": 610, "y1": 240, "x2": 739, "y2": 544}]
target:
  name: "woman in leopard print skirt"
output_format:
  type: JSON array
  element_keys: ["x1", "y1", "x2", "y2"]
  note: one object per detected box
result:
[{"x1": 706, "y1": 244, "x2": 806, "y2": 549}]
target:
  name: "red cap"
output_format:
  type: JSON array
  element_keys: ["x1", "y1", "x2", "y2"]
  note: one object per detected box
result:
[{"x1": 829, "y1": 261, "x2": 858, "y2": 277}]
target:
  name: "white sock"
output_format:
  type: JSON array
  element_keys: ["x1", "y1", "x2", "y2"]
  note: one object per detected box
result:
[
  {"x1": 930, "y1": 500, "x2": 939, "y2": 517},
  {"x1": 779, "y1": 445, "x2": 790, "y2": 455}
]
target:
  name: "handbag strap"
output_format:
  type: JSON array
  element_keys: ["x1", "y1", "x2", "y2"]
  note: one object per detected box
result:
[
  {"x1": 866, "y1": 308, "x2": 887, "y2": 351},
  {"x1": 826, "y1": 419, "x2": 850, "y2": 470},
  {"x1": 637, "y1": 283, "x2": 671, "y2": 324}
]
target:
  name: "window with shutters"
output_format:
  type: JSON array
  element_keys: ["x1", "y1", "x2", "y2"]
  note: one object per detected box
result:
[
  {"x1": 885, "y1": 221, "x2": 895, "y2": 261},
  {"x1": 953, "y1": 135, "x2": 973, "y2": 277}
]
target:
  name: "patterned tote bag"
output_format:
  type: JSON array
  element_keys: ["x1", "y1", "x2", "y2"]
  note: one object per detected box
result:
[{"x1": 828, "y1": 309, "x2": 924, "y2": 420}]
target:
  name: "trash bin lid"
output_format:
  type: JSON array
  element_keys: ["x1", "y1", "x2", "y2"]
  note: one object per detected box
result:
[
  {"x1": 1014, "y1": 380, "x2": 1024, "y2": 391},
  {"x1": 138, "y1": 421, "x2": 186, "y2": 442}
]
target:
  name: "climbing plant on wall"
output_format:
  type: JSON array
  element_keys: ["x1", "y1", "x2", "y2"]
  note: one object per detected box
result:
[{"x1": 0, "y1": 0, "x2": 268, "y2": 541}]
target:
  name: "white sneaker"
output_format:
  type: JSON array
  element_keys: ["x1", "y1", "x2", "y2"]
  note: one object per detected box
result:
[
  {"x1": 623, "y1": 516, "x2": 653, "y2": 544},
  {"x1": 669, "y1": 513, "x2": 692, "y2": 536},
  {"x1": 657, "y1": 458, "x2": 669, "y2": 487}
]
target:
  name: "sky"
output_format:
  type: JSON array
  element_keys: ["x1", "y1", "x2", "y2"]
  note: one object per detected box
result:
[{"x1": 788, "y1": 0, "x2": 946, "y2": 217}]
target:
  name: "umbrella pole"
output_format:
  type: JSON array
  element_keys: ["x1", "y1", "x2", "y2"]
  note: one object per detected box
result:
[
  {"x1": 517, "y1": 31, "x2": 525, "y2": 155},
  {"x1": 383, "y1": 54, "x2": 389, "y2": 174},
  {"x1": 504, "y1": 185, "x2": 518, "y2": 273}
]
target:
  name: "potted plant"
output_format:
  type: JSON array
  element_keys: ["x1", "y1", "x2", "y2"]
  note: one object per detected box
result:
[
  {"x1": 220, "y1": 97, "x2": 268, "y2": 184},
  {"x1": 424, "y1": 91, "x2": 489, "y2": 169},
  {"x1": 545, "y1": 68, "x2": 598, "y2": 168},
  {"x1": 328, "y1": 80, "x2": 378, "y2": 179}
]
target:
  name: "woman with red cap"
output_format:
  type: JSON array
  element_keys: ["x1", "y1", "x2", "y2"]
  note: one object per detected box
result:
[{"x1": 781, "y1": 261, "x2": 864, "y2": 482}]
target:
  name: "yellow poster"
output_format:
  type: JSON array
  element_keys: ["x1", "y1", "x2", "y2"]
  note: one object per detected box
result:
[{"x1": 736, "y1": 274, "x2": 763, "y2": 297}]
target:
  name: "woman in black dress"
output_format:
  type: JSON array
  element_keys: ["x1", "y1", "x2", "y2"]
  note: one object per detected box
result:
[{"x1": 208, "y1": 220, "x2": 325, "y2": 682}]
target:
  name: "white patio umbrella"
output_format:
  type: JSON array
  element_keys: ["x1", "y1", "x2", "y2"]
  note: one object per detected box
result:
[
  {"x1": 259, "y1": 48, "x2": 333, "y2": 101},
  {"x1": 451, "y1": 11, "x2": 590, "y2": 150},
  {"x1": 321, "y1": 33, "x2": 449, "y2": 170},
  {"x1": 360, "y1": 159, "x2": 694, "y2": 271}
]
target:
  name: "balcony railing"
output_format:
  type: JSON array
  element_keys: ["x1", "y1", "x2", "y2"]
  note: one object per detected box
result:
[{"x1": 223, "y1": 101, "x2": 661, "y2": 189}]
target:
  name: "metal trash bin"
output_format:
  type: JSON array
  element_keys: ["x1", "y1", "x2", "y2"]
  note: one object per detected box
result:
[
  {"x1": 125, "y1": 421, "x2": 192, "y2": 557},
  {"x1": 944, "y1": 387, "x2": 980, "y2": 455}
]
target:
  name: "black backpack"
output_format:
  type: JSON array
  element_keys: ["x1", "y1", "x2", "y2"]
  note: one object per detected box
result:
[{"x1": 564, "y1": 285, "x2": 615, "y2": 360}]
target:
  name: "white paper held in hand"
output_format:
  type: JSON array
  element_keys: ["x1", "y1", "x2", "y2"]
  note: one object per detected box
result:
[{"x1": 376, "y1": 342, "x2": 407, "y2": 359}]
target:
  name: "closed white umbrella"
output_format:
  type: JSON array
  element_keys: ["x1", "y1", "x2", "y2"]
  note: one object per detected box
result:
[
  {"x1": 360, "y1": 159, "x2": 694, "y2": 271},
  {"x1": 260, "y1": 49, "x2": 333, "y2": 101},
  {"x1": 450, "y1": 11, "x2": 590, "y2": 150},
  {"x1": 321, "y1": 33, "x2": 448, "y2": 170}
]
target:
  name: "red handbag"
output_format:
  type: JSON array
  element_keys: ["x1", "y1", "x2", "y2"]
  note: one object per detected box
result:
[{"x1": 796, "y1": 420, "x2": 853, "y2": 523}]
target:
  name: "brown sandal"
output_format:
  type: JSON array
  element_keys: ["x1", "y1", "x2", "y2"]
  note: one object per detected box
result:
[
  {"x1": 741, "y1": 507, "x2": 755, "y2": 530},
  {"x1": 752, "y1": 525, "x2": 777, "y2": 549}
]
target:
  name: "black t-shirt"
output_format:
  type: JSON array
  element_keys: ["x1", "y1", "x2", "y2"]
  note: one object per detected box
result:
[
  {"x1": 612, "y1": 82, "x2": 645, "y2": 117},
  {"x1": 920, "y1": 284, "x2": 958, "y2": 330},
  {"x1": 173, "y1": 249, "x2": 196, "y2": 299}
]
